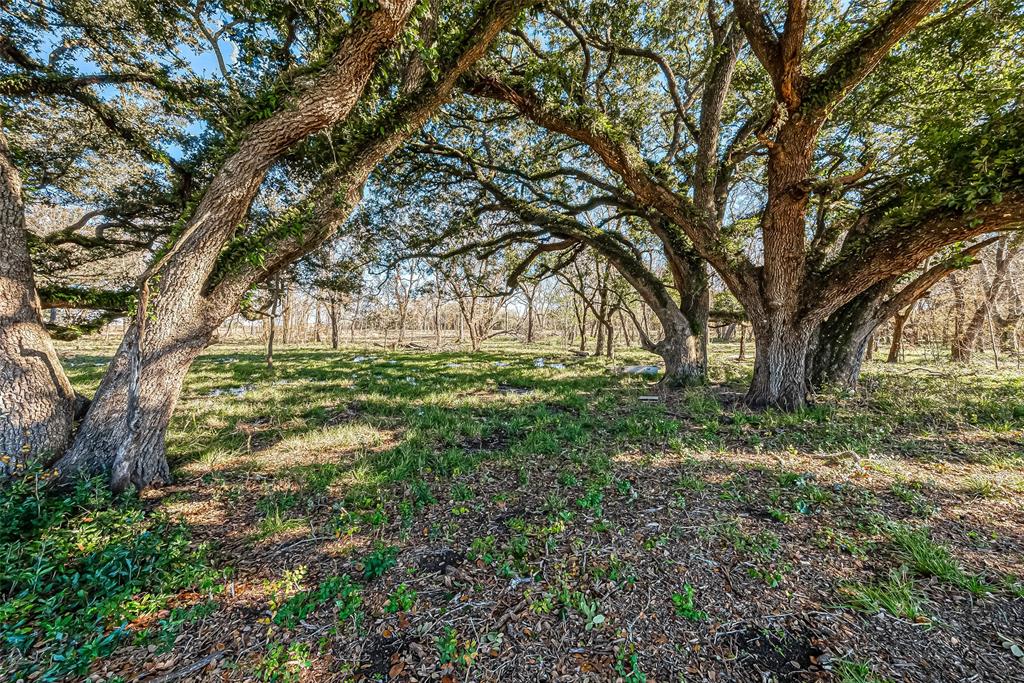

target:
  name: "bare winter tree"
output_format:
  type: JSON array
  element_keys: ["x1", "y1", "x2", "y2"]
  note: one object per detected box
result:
[{"x1": 951, "y1": 235, "x2": 1024, "y2": 363}]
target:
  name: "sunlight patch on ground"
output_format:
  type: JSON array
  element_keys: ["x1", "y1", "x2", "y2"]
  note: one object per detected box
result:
[{"x1": 41, "y1": 340, "x2": 1024, "y2": 682}]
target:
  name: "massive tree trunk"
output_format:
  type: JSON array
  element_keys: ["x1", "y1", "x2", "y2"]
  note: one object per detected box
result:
[
  {"x1": 56, "y1": 317, "x2": 216, "y2": 488},
  {"x1": 54, "y1": 217, "x2": 227, "y2": 488},
  {"x1": 0, "y1": 130, "x2": 77, "y2": 473},
  {"x1": 746, "y1": 317, "x2": 814, "y2": 410},
  {"x1": 743, "y1": 118, "x2": 818, "y2": 409}
]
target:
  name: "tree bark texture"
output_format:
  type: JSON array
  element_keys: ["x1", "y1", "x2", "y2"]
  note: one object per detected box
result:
[{"x1": 0, "y1": 130, "x2": 77, "y2": 474}]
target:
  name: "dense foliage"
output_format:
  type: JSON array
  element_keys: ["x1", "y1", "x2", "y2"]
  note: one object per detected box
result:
[{"x1": 0, "y1": 468, "x2": 212, "y2": 681}]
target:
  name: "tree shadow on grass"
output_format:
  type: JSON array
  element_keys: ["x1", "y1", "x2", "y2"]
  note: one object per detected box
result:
[{"x1": 51, "y1": 345, "x2": 1024, "y2": 681}]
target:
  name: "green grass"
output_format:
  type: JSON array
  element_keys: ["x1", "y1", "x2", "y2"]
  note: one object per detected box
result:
[
  {"x1": 55, "y1": 341, "x2": 1024, "y2": 486},
  {"x1": 19, "y1": 339, "x2": 1022, "y2": 678},
  {"x1": 839, "y1": 567, "x2": 928, "y2": 622},
  {"x1": 888, "y1": 524, "x2": 991, "y2": 594},
  {"x1": 835, "y1": 658, "x2": 896, "y2": 683}
]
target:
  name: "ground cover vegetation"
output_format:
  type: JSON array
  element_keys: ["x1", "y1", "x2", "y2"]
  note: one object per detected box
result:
[
  {"x1": 1, "y1": 340, "x2": 1021, "y2": 681},
  {"x1": 2, "y1": 0, "x2": 1024, "y2": 680}
]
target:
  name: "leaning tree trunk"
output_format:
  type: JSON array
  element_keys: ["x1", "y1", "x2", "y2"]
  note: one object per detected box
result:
[
  {"x1": 52, "y1": 0, "x2": 428, "y2": 490},
  {"x1": 44, "y1": 0, "x2": 530, "y2": 490},
  {"x1": 0, "y1": 131, "x2": 77, "y2": 474},
  {"x1": 807, "y1": 288, "x2": 884, "y2": 391}
]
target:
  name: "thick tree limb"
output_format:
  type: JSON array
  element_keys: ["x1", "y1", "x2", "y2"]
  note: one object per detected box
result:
[
  {"x1": 811, "y1": 193, "x2": 1024, "y2": 321},
  {"x1": 803, "y1": 0, "x2": 941, "y2": 118}
]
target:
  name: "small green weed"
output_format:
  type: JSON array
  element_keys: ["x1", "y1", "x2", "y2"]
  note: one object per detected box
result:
[
  {"x1": 614, "y1": 648, "x2": 647, "y2": 683},
  {"x1": 384, "y1": 583, "x2": 417, "y2": 613},
  {"x1": 361, "y1": 545, "x2": 399, "y2": 580},
  {"x1": 436, "y1": 626, "x2": 477, "y2": 669},
  {"x1": 271, "y1": 574, "x2": 361, "y2": 628},
  {"x1": 671, "y1": 584, "x2": 707, "y2": 621},
  {"x1": 258, "y1": 641, "x2": 311, "y2": 682}
]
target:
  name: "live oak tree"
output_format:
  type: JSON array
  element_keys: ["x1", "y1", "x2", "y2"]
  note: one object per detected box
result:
[
  {"x1": 374, "y1": 136, "x2": 715, "y2": 381},
  {"x1": 2, "y1": 0, "x2": 541, "y2": 489},
  {"x1": 1, "y1": 2, "x2": 202, "y2": 477},
  {"x1": 362, "y1": 83, "x2": 719, "y2": 382},
  {"x1": 459, "y1": 0, "x2": 1024, "y2": 408}
]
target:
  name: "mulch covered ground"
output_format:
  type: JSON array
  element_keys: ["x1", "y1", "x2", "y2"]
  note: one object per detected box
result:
[{"x1": 91, "y1": 396, "x2": 1024, "y2": 682}]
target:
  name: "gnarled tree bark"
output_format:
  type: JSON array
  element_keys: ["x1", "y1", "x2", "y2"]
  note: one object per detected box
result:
[{"x1": 0, "y1": 126, "x2": 77, "y2": 474}]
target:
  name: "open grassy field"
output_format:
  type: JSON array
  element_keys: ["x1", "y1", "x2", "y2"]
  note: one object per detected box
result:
[{"x1": 3, "y1": 342, "x2": 1024, "y2": 682}]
